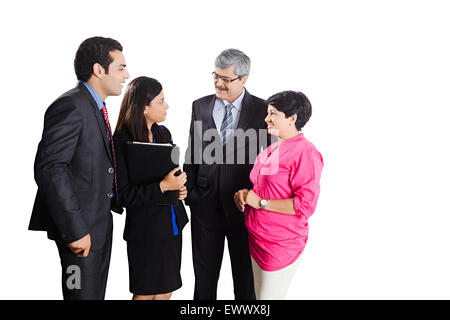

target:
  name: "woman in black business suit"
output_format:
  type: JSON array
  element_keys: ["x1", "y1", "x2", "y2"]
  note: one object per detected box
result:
[{"x1": 113, "y1": 76, "x2": 189, "y2": 300}]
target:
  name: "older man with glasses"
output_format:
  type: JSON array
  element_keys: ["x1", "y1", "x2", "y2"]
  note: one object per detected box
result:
[{"x1": 184, "y1": 49, "x2": 272, "y2": 300}]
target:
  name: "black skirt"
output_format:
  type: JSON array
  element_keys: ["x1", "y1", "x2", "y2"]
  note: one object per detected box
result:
[{"x1": 127, "y1": 234, "x2": 182, "y2": 295}]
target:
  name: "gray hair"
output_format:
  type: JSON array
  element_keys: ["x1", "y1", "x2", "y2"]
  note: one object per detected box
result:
[{"x1": 215, "y1": 49, "x2": 251, "y2": 77}]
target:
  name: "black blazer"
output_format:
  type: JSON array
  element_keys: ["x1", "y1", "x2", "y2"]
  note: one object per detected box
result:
[
  {"x1": 113, "y1": 127, "x2": 188, "y2": 243},
  {"x1": 29, "y1": 82, "x2": 116, "y2": 250},
  {"x1": 183, "y1": 89, "x2": 273, "y2": 223}
]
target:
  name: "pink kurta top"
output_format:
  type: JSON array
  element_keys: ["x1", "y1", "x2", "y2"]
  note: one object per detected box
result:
[{"x1": 244, "y1": 133, "x2": 323, "y2": 271}]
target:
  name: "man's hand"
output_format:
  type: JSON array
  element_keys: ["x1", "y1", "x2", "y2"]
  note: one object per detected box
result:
[
  {"x1": 234, "y1": 189, "x2": 249, "y2": 212},
  {"x1": 67, "y1": 234, "x2": 91, "y2": 258}
]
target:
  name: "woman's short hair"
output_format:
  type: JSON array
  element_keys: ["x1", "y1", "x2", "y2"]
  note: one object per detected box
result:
[{"x1": 266, "y1": 91, "x2": 312, "y2": 131}]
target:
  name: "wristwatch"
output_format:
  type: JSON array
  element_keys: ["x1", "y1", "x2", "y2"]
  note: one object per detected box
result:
[{"x1": 260, "y1": 199, "x2": 268, "y2": 209}]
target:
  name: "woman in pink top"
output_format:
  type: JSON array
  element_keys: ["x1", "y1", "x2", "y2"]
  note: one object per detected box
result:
[{"x1": 234, "y1": 91, "x2": 323, "y2": 300}]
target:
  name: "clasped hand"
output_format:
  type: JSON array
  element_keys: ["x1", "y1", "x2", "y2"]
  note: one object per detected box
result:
[
  {"x1": 233, "y1": 189, "x2": 261, "y2": 212},
  {"x1": 160, "y1": 167, "x2": 188, "y2": 201}
]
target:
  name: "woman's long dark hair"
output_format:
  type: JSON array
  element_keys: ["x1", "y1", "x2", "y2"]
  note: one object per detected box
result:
[{"x1": 115, "y1": 76, "x2": 169, "y2": 143}]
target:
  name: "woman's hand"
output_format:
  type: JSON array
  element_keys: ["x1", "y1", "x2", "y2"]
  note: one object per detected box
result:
[
  {"x1": 234, "y1": 189, "x2": 249, "y2": 212},
  {"x1": 244, "y1": 189, "x2": 262, "y2": 210},
  {"x1": 160, "y1": 167, "x2": 187, "y2": 192},
  {"x1": 178, "y1": 185, "x2": 187, "y2": 200}
]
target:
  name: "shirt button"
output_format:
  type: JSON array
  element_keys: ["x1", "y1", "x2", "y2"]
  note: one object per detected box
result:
[
  {"x1": 108, "y1": 168, "x2": 114, "y2": 174},
  {"x1": 107, "y1": 193, "x2": 113, "y2": 198}
]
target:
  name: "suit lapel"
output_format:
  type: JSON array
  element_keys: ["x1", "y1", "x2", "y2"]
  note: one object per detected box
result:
[
  {"x1": 236, "y1": 89, "x2": 254, "y2": 131},
  {"x1": 203, "y1": 95, "x2": 217, "y2": 130},
  {"x1": 78, "y1": 83, "x2": 113, "y2": 163},
  {"x1": 94, "y1": 106, "x2": 113, "y2": 163}
]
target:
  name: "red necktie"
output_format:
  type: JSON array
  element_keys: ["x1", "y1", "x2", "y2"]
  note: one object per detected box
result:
[{"x1": 101, "y1": 102, "x2": 118, "y2": 198}]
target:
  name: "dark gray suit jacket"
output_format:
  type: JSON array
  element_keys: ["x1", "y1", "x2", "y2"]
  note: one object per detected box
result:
[
  {"x1": 183, "y1": 89, "x2": 273, "y2": 223},
  {"x1": 29, "y1": 82, "x2": 116, "y2": 250}
]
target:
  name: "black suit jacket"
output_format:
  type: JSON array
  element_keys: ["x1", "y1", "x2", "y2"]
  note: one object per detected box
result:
[
  {"x1": 183, "y1": 89, "x2": 273, "y2": 223},
  {"x1": 113, "y1": 127, "x2": 189, "y2": 243},
  {"x1": 29, "y1": 82, "x2": 116, "y2": 250}
]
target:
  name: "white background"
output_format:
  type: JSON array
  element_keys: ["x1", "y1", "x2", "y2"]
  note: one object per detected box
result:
[{"x1": 1, "y1": 0, "x2": 449, "y2": 300}]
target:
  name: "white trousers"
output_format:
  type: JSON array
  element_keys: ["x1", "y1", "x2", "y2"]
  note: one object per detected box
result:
[{"x1": 251, "y1": 256, "x2": 301, "y2": 300}]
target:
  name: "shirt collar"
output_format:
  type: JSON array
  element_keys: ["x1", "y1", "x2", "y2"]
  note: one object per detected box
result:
[
  {"x1": 220, "y1": 88, "x2": 246, "y2": 112},
  {"x1": 281, "y1": 132, "x2": 304, "y2": 145},
  {"x1": 82, "y1": 81, "x2": 104, "y2": 110}
]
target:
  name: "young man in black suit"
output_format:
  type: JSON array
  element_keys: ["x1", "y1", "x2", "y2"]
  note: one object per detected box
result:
[
  {"x1": 29, "y1": 37, "x2": 130, "y2": 300},
  {"x1": 184, "y1": 49, "x2": 272, "y2": 300}
]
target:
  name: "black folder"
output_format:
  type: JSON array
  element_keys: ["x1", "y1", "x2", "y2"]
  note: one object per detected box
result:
[{"x1": 125, "y1": 141, "x2": 180, "y2": 206}]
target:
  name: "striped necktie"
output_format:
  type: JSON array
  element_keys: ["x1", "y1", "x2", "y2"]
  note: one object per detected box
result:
[
  {"x1": 101, "y1": 102, "x2": 118, "y2": 198},
  {"x1": 220, "y1": 104, "x2": 233, "y2": 144}
]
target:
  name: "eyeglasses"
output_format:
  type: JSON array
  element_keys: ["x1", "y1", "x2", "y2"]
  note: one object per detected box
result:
[{"x1": 212, "y1": 71, "x2": 241, "y2": 84}]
